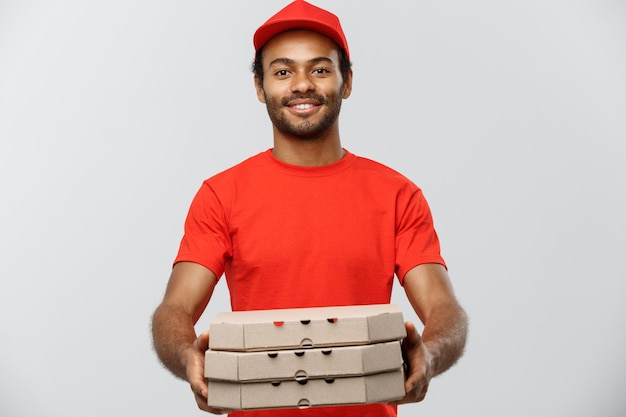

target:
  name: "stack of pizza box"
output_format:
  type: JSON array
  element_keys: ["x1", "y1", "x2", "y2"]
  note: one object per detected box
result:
[{"x1": 204, "y1": 304, "x2": 407, "y2": 410}]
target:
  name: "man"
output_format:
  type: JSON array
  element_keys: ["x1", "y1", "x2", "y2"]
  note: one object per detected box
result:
[{"x1": 151, "y1": 1, "x2": 468, "y2": 416}]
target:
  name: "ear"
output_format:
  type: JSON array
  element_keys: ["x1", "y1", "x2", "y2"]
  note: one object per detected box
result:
[
  {"x1": 254, "y1": 75, "x2": 266, "y2": 103},
  {"x1": 342, "y1": 69, "x2": 353, "y2": 99}
]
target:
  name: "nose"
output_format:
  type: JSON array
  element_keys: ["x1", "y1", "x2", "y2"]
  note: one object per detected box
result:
[{"x1": 290, "y1": 70, "x2": 315, "y2": 93}]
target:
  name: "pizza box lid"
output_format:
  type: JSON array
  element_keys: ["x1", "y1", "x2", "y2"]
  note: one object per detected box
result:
[
  {"x1": 208, "y1": 304, "x2": 406, "y2": 351},
  {"x1": 207, "y1": 369, "x2": 406, "y2": 410},
  {"x1": 205, "y1": 340, "x2": 403, "y2": 382}
]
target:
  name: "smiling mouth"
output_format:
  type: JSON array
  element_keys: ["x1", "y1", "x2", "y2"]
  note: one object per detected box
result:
[
  {"x1": 282, "y1": 94, "x2": 327, "y2": 108},
  {"x1": 291, "y1": 103, "x2": 316, "y2": 110}
]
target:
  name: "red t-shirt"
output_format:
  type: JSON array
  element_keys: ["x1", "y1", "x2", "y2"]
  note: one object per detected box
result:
[{"x1": 175, "y1": 149, "x2": 446, "y2": 416}]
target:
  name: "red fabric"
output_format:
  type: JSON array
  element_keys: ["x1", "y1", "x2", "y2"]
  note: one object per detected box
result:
[
  {"x1": 174, "y1": 149, "x2": 446, "y2": 416},
  {"x1": 228, "y1": 404, "x2": 397, "y2": 417},
  {"x1": 253, "y1": 0, "x2": 350, "y2": 59},
  {"x1": 176, "y1": 149, "x2": 445, "y2": 312}
]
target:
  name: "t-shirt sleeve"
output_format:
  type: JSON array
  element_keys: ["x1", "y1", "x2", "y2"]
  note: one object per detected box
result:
[
  {"x1": 395, "y1": 187, "x2": 446, "y2": 284},
  {"x1": 173, "y1": 181, "x2": 232, "y2": 279}
]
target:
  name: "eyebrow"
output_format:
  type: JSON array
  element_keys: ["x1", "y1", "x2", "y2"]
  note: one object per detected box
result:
[{"x1": 268, "y1": 56, "x2": 335, "y2": 68}]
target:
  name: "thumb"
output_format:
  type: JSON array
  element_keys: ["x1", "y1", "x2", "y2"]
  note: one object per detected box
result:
[
  {"x1": 193, "y1": 331, "x2": 210, "y2": 353},
  {"x1": 401, "y1": 321, "x2": 423, "y2": 387},
  {"x1": 403, "y1": 321, "x2": 422, "y2": 350}
]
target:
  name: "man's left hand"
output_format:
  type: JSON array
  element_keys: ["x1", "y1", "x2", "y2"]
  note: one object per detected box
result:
[{"x1": 392, "y1": 321, "x2": 433, "y2": 404}]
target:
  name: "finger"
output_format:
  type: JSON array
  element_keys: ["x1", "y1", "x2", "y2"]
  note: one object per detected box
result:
[
  {"x1": 188, "y1": 335, "x2": 210, "y2": 398},
  {"x1": 190, "y1": 373, "x2": 209, "y2": 400},
  {"x1": 402, "y1": 321, "x2": 421, "y2": 350},
  {"x1": 401, "y1": 321, "x2": 420, "y2": 381},
  {"x1": 192, "y1": 383, "x2": 207, "y2": 402},
  {"x1": 193, "y1": 331, "x2": 210, "y2": 353},
  {"x1": 190, "y1": 332, "x2": 227, "y2": 413},
  {"x1": 206, "y1": 407, "x2": 233, "y2": 415},
  {"x1": 401, "y1": 322, "x2": 428, "y2": 394},
  {"x1": 192, "y1": 387, "x2": 232, "y2": 415},
  {"x1": 418, "y1": 382, "x2": 429, "y2": 402},
  {"x1": 192, "y1": 378, "x2": 233, "y2": 415},
  {"x1": 390, "y1": 379, "x2": 429, "y2": 405}
]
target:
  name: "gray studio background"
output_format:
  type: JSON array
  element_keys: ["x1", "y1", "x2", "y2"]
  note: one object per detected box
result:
[{"x1": 1, "y1": 1, "x2": 625, "y2": 416}]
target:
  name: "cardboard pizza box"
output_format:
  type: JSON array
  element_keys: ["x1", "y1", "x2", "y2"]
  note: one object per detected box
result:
[
  {"x1": 207, "y1": 369, "x2": 406, "y2": 410},
  {"x1": 208, "y1": 304, "x2": 406, "y2": 351},
  {"x1": 205, "y1": 340, "x2": 403, "y2": 382}
]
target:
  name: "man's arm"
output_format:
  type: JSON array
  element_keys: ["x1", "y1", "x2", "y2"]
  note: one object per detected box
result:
[
  {"x1": 396, "y1": 263, "x2": 468, "y2": 403},
  {"x1": 151, "y1": 262, "x2": 228, "y2": 414}
]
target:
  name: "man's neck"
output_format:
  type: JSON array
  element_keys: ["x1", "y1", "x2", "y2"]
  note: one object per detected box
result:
[{"x1": 272, "y1": 130, "x2": 344, "y2": 167}]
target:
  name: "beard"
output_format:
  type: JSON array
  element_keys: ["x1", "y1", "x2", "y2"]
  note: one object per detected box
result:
[{"x1": 263, "y1": 89, "x2": 343, "y2": 140}]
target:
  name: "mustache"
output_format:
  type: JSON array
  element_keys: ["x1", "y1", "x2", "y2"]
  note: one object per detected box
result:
[{"x1": 280, "y1": 93, "x2": 328, "y2": 106}]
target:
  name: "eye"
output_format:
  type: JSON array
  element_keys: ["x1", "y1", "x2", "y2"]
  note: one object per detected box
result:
[
  {"x1": 313, "y1": 68, "x2": 330, "y2": 75},
  {"x1": 274, "y1": 69, "x2": 290, "y2": 77}
]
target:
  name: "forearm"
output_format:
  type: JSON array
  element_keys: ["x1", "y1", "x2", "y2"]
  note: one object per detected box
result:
[
  {"x1": 151, "y1": 303, "x2": 198, "y2": 380},
  {"x1": 421, "y1": 301, "x2": 468, "y2": 377}
]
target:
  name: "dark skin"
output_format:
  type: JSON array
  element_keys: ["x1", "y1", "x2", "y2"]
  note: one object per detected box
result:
[
  {"x1": 253, "y1": 30, "x2": 351, "y2": 166},
  {"x1": 151, "y1": 30, "x2": 467, "y2": 413}
]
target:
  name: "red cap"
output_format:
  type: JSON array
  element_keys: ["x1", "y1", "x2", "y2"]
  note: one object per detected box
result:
[{"x1": 253, "y1": 0, "x2": 350, "y2": 59}]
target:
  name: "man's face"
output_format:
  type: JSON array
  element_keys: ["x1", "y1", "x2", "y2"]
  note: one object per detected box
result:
[{"x1": 255, "y1": 30, "x2": 352, "y2": 140}]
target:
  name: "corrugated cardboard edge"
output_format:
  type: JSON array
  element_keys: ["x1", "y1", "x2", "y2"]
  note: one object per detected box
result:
[
  {"x1": 209, "y1": 304, "x2": 406, "y2": 351},
  {"x1": 207, "y1": 369, "x2": 406, "y2": 410},
  {"x1": 205, "y1": 341, "x2": 403, "y2": 381}
]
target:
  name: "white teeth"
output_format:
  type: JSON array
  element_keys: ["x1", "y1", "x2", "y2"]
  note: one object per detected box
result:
[{"x1": 292, "y1": 103, "x2": 314, "y2": 109}]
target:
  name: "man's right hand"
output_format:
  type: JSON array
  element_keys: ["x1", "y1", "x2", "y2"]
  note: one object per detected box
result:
[
  {"x1": 152, "y1": 263, "x2": 225, "y2": 413},
  {"x1": 186, "y1": 331, "x2": 232, "y2": 414}
]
